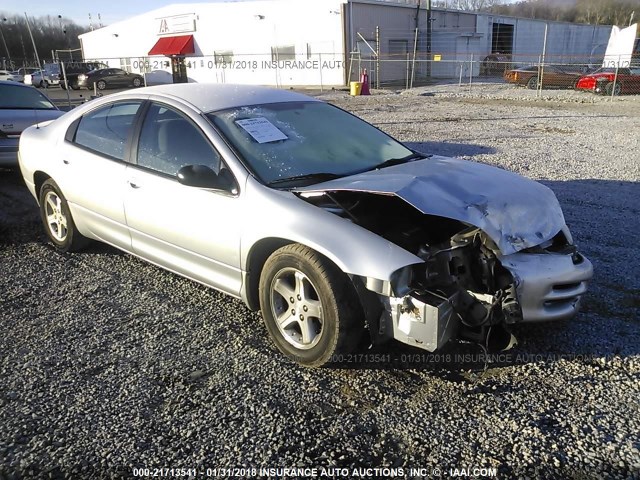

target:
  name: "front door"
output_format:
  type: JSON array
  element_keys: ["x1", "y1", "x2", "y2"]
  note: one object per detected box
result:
[{"x1": 123, "y1": 101, "x2": 243, "y2": 296}]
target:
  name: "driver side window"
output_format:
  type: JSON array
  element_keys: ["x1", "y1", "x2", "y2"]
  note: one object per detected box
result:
[{"x1": 137, "y1": 103, "x2": 221, "y2": 177}]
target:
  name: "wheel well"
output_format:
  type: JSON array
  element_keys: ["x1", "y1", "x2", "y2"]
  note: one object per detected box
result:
[
  {"x1": 245, "y1": 238, "x2": 293, "y2": 311},
  {"x1": 244, "y1": 239, "x2": 378, "y2": 332},
  {"x1": 33, "y1": 171, "x2": 51, "y2": 202}
]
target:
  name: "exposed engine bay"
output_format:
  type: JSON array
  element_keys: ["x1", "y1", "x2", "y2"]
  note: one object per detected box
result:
[{"x1": 298, "y1": 190, "x2": 590, "y2": 352}]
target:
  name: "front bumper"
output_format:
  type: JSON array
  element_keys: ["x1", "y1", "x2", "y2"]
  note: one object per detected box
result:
[
  {"x1": 378, "y1": 250, "x2": 593, "y2": 352},
  {"x1": 501, "y1": 251, "x2": 593, "y2": 322}
]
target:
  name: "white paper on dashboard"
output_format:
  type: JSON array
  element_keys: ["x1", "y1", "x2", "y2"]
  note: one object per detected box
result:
[{"x1": 235, "y1": 118, "x2": 288, "y2": 144}]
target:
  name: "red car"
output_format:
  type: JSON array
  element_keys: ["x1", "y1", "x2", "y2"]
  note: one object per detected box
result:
[{"x1": 575, "y1": 67, "x2": 640, "y2": 95}]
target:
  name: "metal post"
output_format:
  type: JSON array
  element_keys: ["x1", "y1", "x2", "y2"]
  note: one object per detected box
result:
[
  {"x1": 410, "y1": 27, "x2": 418, "y2": 89},
  {"x1": 60, "y1": 61, "x2": 71, "y2": 109},
  {"x1": 406, "y1": 52, "x2": 410, "y2": 90},
  {"x1": 0, "y1": 20, "x2": 10, "y2": 63},
  {"x1": 458, "y1": 61, "x2": 463, "y2": 87},
  {"x1": 375, "y1": 26, "x2": 380, "y2": 89},
  {"x1": 468, "y1": 53, "x2": 473, "y2": 92},
  {"x1": 24, "y1": 13, "x2": 43, "y2": 86},
  {"x1": 426, "y1": 0, "x2": 432, "y2": 78},
  {"x1": 610, "y1": 60, "x2": 619, "y2": 101},
  {"x1": 319, "y1": 53, "x2": 324, "y2": 92},
  {"x1": 538, "y1": 23, "x2": 548, "y2": 98}
]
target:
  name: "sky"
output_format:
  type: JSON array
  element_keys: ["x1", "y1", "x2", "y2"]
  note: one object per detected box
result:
[
  {"x1": 1, "y1": 0, "x2": 225, "y2": 26},
  {"x1": 2, "y1": 0, "x2": 522, "y2": 27}
]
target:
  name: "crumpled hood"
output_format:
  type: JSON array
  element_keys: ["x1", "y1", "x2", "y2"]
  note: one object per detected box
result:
[{"x1": 296, "y1": 156, "x2": 566, "y2": 255}]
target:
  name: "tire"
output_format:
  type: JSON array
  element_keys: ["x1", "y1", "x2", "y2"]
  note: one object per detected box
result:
[
  {"x1": 132, "y1": 77, "x2": 142, "y2": 87},
  {"x1": 605, "y1": 82, "x2": 621, "y2": 96},
  {"x1": 96, "y1": 80, "x2": 107, "y2": 90},
  {"x1": 39, "y1": 179, "x2": 89, "y2": 252},
  {"x1": 39, "y1": 80, "x2": 46, "y2": 88},
  {"x1": 259, "y1": 244, "x2": 364, "y2": 367},
  {"x1": 527, "y1": 76, "x2": 538, "y2": 89}
]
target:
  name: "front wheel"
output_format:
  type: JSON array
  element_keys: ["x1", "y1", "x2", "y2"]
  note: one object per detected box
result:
[
  {"x1": 605, "y1": 82, "x2": 621, "y2": 96},
  {"x1": 527, "y1": 76, "x2": 538, "y2": 89},
  {"x1": 259, "y1": 244, "x2": 364, "y2": 367},
  {"x1": 39, "y1": 179, "x2": 89, "y2": 252},
  {"x1": 132, "y1": 77, "x2": 142, "y2": 87},
  {"x1": 96, "y1": 80, "x2": 107, "y2": 90}
]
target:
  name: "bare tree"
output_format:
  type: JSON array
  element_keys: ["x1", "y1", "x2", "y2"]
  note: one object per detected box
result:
[{"x1": 0, "y1": 11, "x2": 89, "y2": 67}]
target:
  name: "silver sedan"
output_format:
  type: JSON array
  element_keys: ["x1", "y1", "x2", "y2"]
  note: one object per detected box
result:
[
  {"x1": 18, "y1": 84, "x2": 593, "y2": 366},
  {"x1": 0, "y1": 81, "x2": 64, "y2": 166}
]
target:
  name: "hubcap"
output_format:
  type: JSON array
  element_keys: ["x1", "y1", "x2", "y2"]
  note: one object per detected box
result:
[
  {"x1": 44, "y1": 191, "x2": 68, "y2": 242},
  {"x1": 270, "y1": 268, "x2": 324, "y2": 350}
]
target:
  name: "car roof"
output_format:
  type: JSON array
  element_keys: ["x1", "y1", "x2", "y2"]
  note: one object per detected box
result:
[
  {"x1": 0, "y1": 79, "x2": 38, "y2": 88},
  {"x1": 114, "y1": 83, "x2": 321, "y2": 113}
]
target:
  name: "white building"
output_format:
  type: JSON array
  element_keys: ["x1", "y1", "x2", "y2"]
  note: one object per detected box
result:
[{"x1": 78, "y1": 0, "x2": 614, "y2": 87}]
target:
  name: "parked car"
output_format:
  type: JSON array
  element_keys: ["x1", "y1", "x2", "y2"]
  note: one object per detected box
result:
[
  {"x1": 10, "y1": 67, "x2": 40, "y2": 83},
  {"x1": 77, "y1": 68, "x2": 144, "y2": 90},
  {"x1": 59, "y1": 62, "x2": 107, "y2": 90},
  {"x1": 480, "y1": 53, "x2": 512, "y2": 75},
  {"x1": 26, "y1": 64, "x2": 61, "y2": 88},
  {"x1": 0, "y1": 81, "x2": 64, "y2": 167},
  {"x1": 18, "y1": 84, "x2": 593, "y2": 366},
  {"x1": 504, "y1": 64, "x2": 583, "y2": 89},
  {"x1": 575, "y1": 67, "x2": 640, "y2": 95},
  {"x1": 0, "y1": 70, "x2": 21, "y2": 82}
]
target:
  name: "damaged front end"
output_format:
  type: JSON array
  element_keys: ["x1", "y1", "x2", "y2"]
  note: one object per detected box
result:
[{"x1": 297, "y1": 182, "x2": 593, "y2": 352}]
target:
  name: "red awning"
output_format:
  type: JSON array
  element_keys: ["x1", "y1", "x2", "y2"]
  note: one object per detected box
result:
[{"x1": 148, "y1": 35, "x2": 195, "y2": 56}]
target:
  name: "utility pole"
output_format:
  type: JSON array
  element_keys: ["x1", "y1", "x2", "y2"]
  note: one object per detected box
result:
[
  {"x1": 0, "y1": 18, "x2": 11, "y2": 64},
  {"x1": 24, "y1": 13, "x2": 43, "y2": 74},
  {"x1": 426, "y1": 0, "x2": 432, "y2": 78}
]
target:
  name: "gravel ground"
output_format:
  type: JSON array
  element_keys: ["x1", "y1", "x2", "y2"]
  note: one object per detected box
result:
[{"x1": 1, "y1": 84, "x2": 639, "y2": 480}]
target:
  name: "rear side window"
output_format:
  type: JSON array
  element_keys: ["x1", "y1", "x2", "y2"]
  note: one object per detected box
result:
[{"x1": 73, "y1": 102, "x2": 142, "y2": 160}]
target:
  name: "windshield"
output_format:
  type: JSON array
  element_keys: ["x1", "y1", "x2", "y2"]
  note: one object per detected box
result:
[
  {"x1": 207, "y1": 102, "x2": 412, "y2": 185},
  {"x1": 0, "y1": 84, "x2": 57, "y2": 110}
]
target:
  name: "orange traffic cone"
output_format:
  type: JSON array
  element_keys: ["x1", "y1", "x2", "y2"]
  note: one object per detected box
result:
[{"x1": 360, "y1": 69, "x2": 370, "y2": 95}]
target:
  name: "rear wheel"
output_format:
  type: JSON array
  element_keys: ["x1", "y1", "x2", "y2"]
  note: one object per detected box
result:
[
  {"x1": 527, "y1": 76, "x2": 538, "y2": 89},
  {"x1": 605, "y1": 82, "x2": 621, "y2": 96},
  {"x1": 259, "y1": 244, "x2": 364, "y2": 367},
  {"x1": 132, "y1": 77, "x2": 142, "y2": 87},
  {"x1": 39, "y1": 179, "x2": 89, "y2": 252}
]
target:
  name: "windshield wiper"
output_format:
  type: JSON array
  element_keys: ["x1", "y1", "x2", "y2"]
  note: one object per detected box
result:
[
  {"x1": 267, "y1": 172, "x2": 343, "y2": 187},
  {"x1": 369, "y1": 152, "x2": 429, "y2": 171}
]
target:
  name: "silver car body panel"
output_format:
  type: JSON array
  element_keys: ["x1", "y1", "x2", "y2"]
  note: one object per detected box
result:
[{"x1": 296, "y1": 156, "x2": 566, "y2": 256}]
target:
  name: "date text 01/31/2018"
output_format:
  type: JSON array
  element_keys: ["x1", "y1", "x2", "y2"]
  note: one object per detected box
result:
[{"x1": 131, "y1": 59, "x2": 345, "y2": 71}]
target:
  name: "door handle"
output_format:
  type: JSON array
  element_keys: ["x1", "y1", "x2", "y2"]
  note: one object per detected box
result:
[
  {"x1": 128, "y1": 180, "x2": 141, "y2": 189},
  {"x1": 62, "y1": 159, "x2": 70, "y2": 165}
]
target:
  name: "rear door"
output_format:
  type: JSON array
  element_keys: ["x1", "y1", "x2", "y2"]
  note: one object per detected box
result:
[{"x1": 57, "y1": 100, "x2": 144, "y2": 249}]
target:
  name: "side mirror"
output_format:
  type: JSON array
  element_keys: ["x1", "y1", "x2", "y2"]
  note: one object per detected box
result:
[{"x1": 177, "y1": 165, "x2": 237, "y2": 193}]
